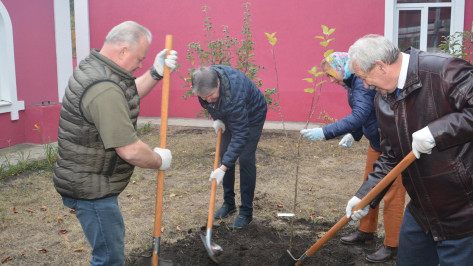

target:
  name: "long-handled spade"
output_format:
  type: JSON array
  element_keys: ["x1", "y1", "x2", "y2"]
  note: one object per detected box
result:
[
  {"x1": 200, "y1": 129, "x2": 224, "y2": 263},
  {"x1": 279, "y1": 151, "x2": 417, "y2": 266},
  {"x1": 151, "y1": 35, "x2": 173, "y2": 266}
]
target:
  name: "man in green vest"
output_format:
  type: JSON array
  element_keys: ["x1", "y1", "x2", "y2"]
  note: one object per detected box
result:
[{"x1": 54, "y1": 21, "x2": 177, "y2": 265}]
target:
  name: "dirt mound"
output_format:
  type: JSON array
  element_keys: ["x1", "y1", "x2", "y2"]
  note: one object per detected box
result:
[{"x1": 127, "y1": 218, "x2": 392, "y2": 266}]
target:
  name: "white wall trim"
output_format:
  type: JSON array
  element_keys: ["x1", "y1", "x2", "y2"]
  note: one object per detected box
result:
[
  {"x1": 74, "y1": 0, "x2": 90, "y2": 64},
  {"x1": 0, "y1": 2, "x2": 24, "y2": 120},
  {"x1": 54, "y1": 0, "x2": 73, "y2": 103}
]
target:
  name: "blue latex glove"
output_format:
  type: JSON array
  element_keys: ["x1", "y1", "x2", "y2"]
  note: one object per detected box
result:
[
  {"x1": 339, "y1": 133, "x2": 354, "y2": 148},
  {"x1": 300, "y1": 128, "x2": 325, "y2": 141}
]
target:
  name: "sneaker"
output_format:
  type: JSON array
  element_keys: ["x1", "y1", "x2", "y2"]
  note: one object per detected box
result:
[
  {"x1": 214, "y1": 203, "x2": 237, "y2": 219},
  {"x1": 229, "y1": 215, "x2": 253, "y2": 229}
]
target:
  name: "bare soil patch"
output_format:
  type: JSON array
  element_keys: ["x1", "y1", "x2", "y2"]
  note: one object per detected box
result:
[{"x1": 0, "y1": 125, "x2": 395, "y2": 265}]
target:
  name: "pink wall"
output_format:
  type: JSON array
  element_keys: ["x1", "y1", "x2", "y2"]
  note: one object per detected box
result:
[
  {"x1": 89, "y1": 0, "x2": 385, "y2": 123},
  {"x1": 0, "y1": 0, "x2": 60, "y2": 148}
]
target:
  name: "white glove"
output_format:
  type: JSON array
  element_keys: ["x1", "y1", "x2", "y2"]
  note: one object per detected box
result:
[
  {"x1": 300, "y1": 128, "x2": 325, "y2": 141},
  {"x1": 412, "y1": 126, "x2": 436, "y2": 159},
  {"x1": 153, "y1": 147, "x2": 172, "y2": 170},
  {"x1": 346, "y1": 196, "x2": 369, "y2": 221},
  {"x1": 212, "y1": 120, "x2": 226, "y2": 134},
  {"x1": 209, "y1": 168, "x2": 225, "y2": 185},
  {"x1": 153, "y1": 49, "x2": 178, "y2": 76},
  {"x1": 339, "y1": 133, "x2": 354, "y2": 148}
]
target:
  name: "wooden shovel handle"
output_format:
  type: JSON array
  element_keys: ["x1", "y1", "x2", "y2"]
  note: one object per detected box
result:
[
  {"x1": 207, "y1": 129, "x2": 223, "y2": 230},
  {"x1": 300, "y1": 151, "x2": 416, "y2": 261},
  {"x1": 152, "y1": 35, "x2": 173, "y2": 266}
]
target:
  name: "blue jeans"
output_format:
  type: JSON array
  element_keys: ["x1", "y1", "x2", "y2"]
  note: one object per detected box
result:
[
  {"x1": 221, "y1": 123, "x2": 264, "y2": 217},
  {"x1": 62, "y1": 196, "x2": 125, "y2": 266},
  {"x1": 397, "y1": 208, "x2": 473, "y2": 266}
]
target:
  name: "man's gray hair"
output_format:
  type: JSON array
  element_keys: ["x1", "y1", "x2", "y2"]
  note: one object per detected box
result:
[
  {"x1": 191, "y1": 67, "x2": 219, "y2": 95},
  {"x1": 347, "y1": 34, "x2": 400, "y2": 73},
  {"x1": 105, "y1": 21, "x2": 152, "y2": 49}
]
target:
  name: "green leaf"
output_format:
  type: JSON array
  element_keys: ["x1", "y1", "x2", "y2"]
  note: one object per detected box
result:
[
  {"x1": 308, "y1": 66, "x2": 318, "y2": 75},
  {"x1": 314, "y1": 71, "x2": 324, "y2": 77},
  {"x1": 324, "y1": 49, "x2": 334, "y2": 58},
  {"x1": 321, "y1": 25, "x2": 329, "y2": 35},
  {"x1": 320, "y1": 41, "x2": 328, "y2": 48},
  {"x1": 328, "y1": 28, "x2": 336, "y2": 35},
  {"x1": 316, "y1": 80, "x2": 327, "y2": 86},
  {"x1": 303, "y1": 78, "x2": 314, "y2": 83},
  {"x1": 304, "y1": 88, "x2": 315, "y2": 93},
  {"x1": 314, "y1": 36, "x2": 325, "y2": 39}
]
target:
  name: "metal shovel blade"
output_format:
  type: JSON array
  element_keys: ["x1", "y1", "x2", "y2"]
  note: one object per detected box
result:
[
  {"x1": 278, "y1": 250, "x2": 308, "y2": 266},
  {"x1": 200, "y1": 229, "x2": 223, "y2": 263}
]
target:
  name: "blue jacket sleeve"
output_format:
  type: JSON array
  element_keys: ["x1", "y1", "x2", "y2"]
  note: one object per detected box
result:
[
  {"x1": 221, "y1": 101, "x2": 249, "y2": 168},
  {"x1": 322, "y1": 78, "x2": 376, "y2": 140}
]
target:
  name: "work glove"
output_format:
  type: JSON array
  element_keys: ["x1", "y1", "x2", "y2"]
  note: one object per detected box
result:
[
  {"x1": 212, "y1": 120, "x2": 226, "y2": 134},
  {"x1": 153, "y1": 147, "x2": 172, "y2": 171},
  {"x1": 300, "y1": 128, "x2": 325, "y2": 141},
  {"x1": 411, "y1": 126, "x2": 436, "y2": 159},
  {"x1": 209, "y1": 168, "x2": 225, "y2": 185},
  {"x1": 153, "y1": 49, "x2": 178, "y2": 76},
  {"x1": 339, "y1": 133, "x2": 354, "y2": 148},
  {"x1": 346, "y1": 196, "x2": 369, "y2": 221}
]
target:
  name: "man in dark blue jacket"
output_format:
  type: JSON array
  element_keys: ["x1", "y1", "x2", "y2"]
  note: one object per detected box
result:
[{"x1": 191, "y1": 65, "x2": 267, "y2": 229}]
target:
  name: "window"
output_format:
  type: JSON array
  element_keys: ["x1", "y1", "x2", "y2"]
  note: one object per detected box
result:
[
  {"x1": 385, "y1": 0, "x2": 465, "y2": 52},
  {"x1": 0, "y1": 3, "x2": 24, "y2": 120}
]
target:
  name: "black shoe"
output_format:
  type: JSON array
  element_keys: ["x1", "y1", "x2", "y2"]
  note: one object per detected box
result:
[
  {"x1": 366, "y1": 245, "x2": 397, "y2": 263},
  {"x1": 340, "y1": 229, "x2": 374, "y2": 245},
  {"x1": 229, "y1": 215, "x2": 253, "y2": 229},
  {"x1": 214, "y1": 203, "x2": 236, "y2": 219}
]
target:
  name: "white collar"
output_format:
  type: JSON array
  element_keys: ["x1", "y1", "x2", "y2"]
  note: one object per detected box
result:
[{"x1": 397, "y1": 52, "x2": 410, "y2": 90}]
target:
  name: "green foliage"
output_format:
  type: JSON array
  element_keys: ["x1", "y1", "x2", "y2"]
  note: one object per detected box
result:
[
  {"x1": 137, "y1": 121, "x2": 152, "y2": 135},
  {"x1": 180, "y1": 3, "x2": 266, "y2": 117},
  {"x1": 34, "y1": 124, "x2": 58, "y2": 167},
  {"x1": 439, "y1": 29, "x2": 473, "y2": 63}
]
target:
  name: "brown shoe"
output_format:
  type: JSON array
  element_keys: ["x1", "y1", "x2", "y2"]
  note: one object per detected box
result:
[
  {"x1": 340, "y1": 229, "x2": 374, "y2": 245},
  {"x1": 366, "y1": 245, "x2": 397, "y2": 263}
]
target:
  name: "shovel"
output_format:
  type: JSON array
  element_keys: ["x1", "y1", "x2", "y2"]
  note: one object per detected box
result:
[
  {"x1": 200, "y1": 129, "x2": 224, "y2": 263},
  {"x1": 279, "y1": 151, "x2": 416, "y2": 266},
  {"x1": 151, "y1": 35, "x2": 173, "y2": 266}
]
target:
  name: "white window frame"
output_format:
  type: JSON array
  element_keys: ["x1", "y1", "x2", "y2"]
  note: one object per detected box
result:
[
  {"x1": 0, "y1": 3, "x2": 24, "y2": 120},
  {"x1": 385, "y1": 0, "x2": 465, "y2": 51},
  {"x1": 54, "y1": 0, "x2": 73, "y2": 103}
]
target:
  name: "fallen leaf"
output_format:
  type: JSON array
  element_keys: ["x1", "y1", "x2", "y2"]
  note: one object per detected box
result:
[
  {"x1": 57, "y1": 217, "x2": 64, "y2": 224},
  {"x1": 25, "y1": 209, "x2": 36, "y2": 213},
  {"x1": 58, "y1": 229, "x2": 68, "y2": 234},
  {"x1": 183, "y1": 191, "x2": 190, "y2": 195},
  {"x1": 42, "y1": 215, "x2": 50, "y2": 220},
  {"x1": 169, "y1": 193, "x2": 177, "y2": 198},
  {"x1": 38, "y1": 248, "x2": 48, "y2": 253},
  {"x1": 176, "y1": 226, "x2": 181, "y2": 232},
  {"x1": 40, "y1": 206, "x2": 47, "y2": 211},
  {"x1": 1, "y1": 256, "x2": 12, "y2": 263},
  {"x1": 161, "y1": 227, "x2": 165, "y2": 233},
  {"x1": 277, "y1": 204, "x2": 284, "y2": 208},
  {"x1": 72, "y1": 247, "x2": 84, "y2": 252},
  {"x1": 12, "y1": 207, "x2": 18, "y2": 214},
  {"x1": 69, "y1": 209, "x2": 76, "y2": 214},
  {"x1": 309, "y1": 185, "x2": 313, "y2": 191},
  {"x1": 64, "y1": 236, "x2": 69, "y2": 242}
]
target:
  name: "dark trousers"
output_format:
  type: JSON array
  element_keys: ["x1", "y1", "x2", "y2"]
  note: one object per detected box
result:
[
  {"x1": 220, "y1": 123, "x2": 264, "y2": 217},
  {"x1": 397, "y1": 208, "x2": 473, "y2": 266}
]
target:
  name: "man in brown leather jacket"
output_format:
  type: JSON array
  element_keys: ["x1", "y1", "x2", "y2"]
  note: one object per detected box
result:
[{"x1": 344, "y1": 34, "x2": 473, "y2": 265}]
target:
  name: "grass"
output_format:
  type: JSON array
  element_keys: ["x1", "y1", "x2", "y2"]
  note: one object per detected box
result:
[{"x1": 0, "y1": 125, "x2": 374, "y2": 265}]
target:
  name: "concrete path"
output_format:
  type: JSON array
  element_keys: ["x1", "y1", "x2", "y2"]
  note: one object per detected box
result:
[{"x1": 0, "y1": 118, "x2": 319, "y2": 169}]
